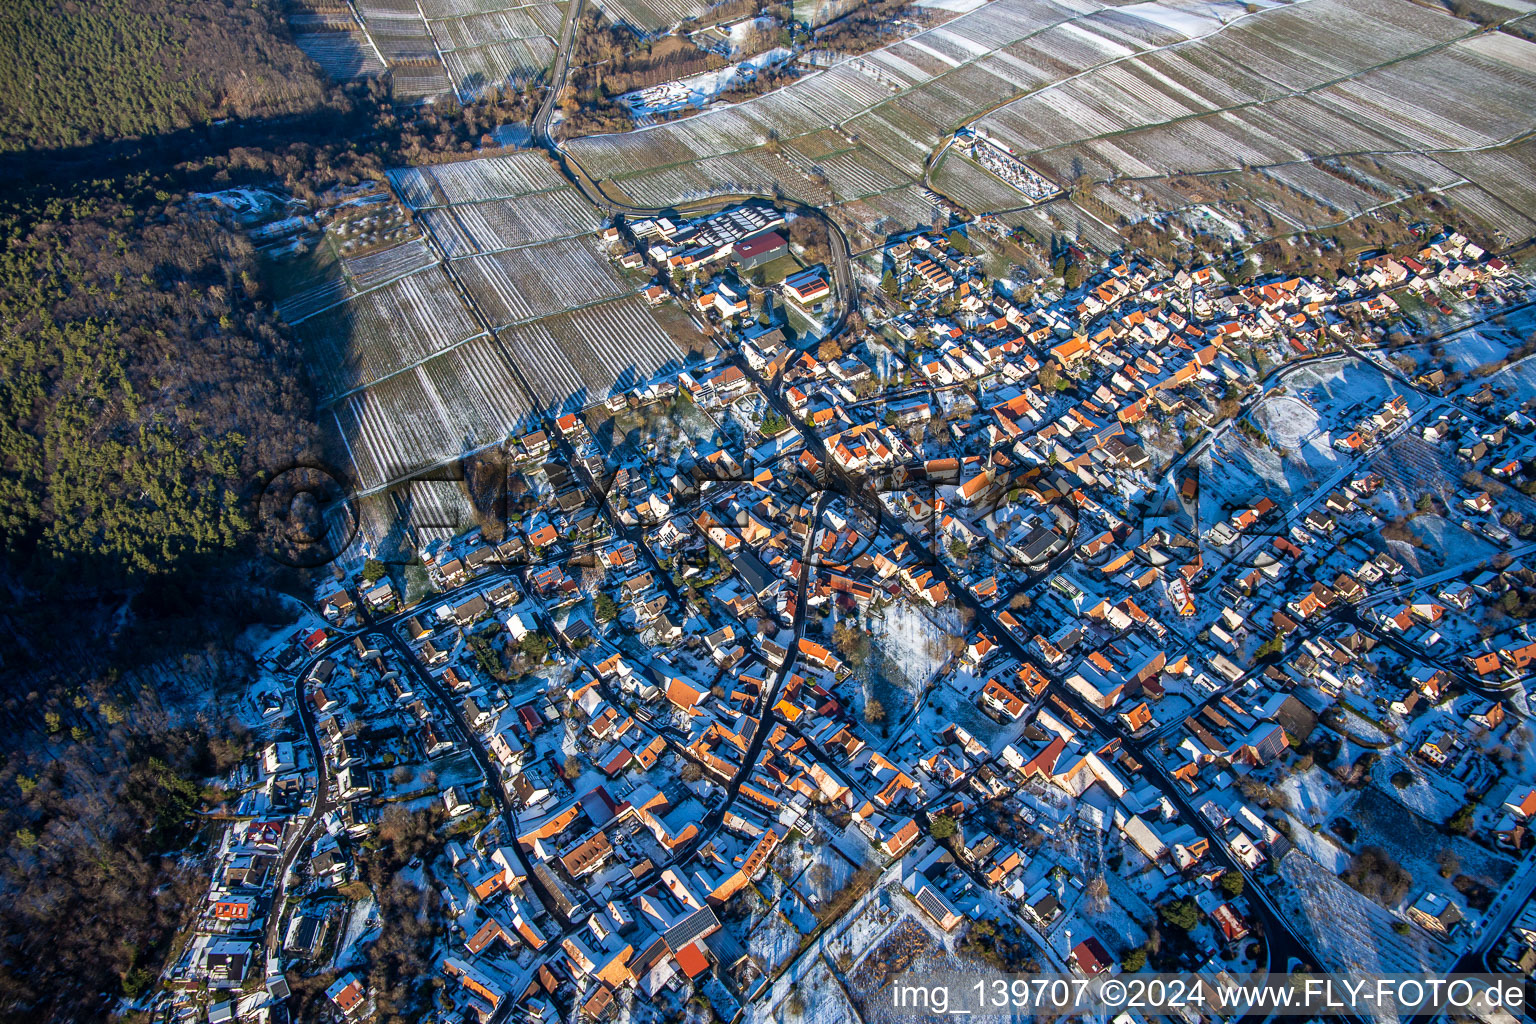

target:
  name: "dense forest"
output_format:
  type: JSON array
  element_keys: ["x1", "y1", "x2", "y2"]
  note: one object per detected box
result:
[
  {"x1": 0, "y1": 187, "x2": 315, "y2": 582},
  {"x1": 0, "y1": 0, "x2": 332, "y2": 153},
  {"x1": 0, "y1": 718, "x2": 249, "y2": 1022},
  {"x1": 0, "y1": 0, "x2": 554, "y2": 1018}
]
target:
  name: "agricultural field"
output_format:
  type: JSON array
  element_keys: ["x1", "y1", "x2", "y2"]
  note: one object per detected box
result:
[
  {"x1": 272, "y1": 237, "x2": 438, "y2": 323},
  {"x1": 269, "y1": 150, "x2": 712, "y2": 494},
  {"x1": 592, "y1": 0, "x2": 712, "y2": 36},
  {"x1": 586, "y1": 395, "x2": 726, "y2": 470},
  {"x1": 499, "y1": 295, "x2": 713, "y2": 412},
  {"x1": 291, "y1": 29, "x2": 388, "y2": 81},
  {"x1": 454, "y1": 236, "x2": 634, "y2": 327},
  {"x1": 389, "y1": 153, "x2": 572, "y2": 206},
  {"x1": 328, "y1": 334, "x2": 536, "y2": 491},
  {"x1": 563, "y1": 0, "x2": 1536, "y2": 252},
  {"x1": 338, "y1": 0, "x2": 565, "y2": 100},
  {"x1": 293, "y1": 265, "x2": 485, "y2": 401},
  {"x1": 1195, "y1": 355, "x2": 1412, "y2": 524}
]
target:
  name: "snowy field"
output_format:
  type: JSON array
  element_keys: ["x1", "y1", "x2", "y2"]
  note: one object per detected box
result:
[
  {"x1": 1277, "y1": 850, "x2": 1455, "y2": 978},
  {"x1": 850, "y1": 598, "x2": 959, "y2": 735}
]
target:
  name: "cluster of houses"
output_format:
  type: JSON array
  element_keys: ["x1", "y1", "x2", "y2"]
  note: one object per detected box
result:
[
  {"x1": 607, "y1": 202, "x2": 831, "y2": 327},
  {"x1": 181, "y1": 214, "x2": 1536, "y2": 1024}
]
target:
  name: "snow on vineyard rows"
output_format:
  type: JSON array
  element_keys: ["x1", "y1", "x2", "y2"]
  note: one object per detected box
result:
[
  {"x1": 440, "y1": 189, "x2": 604, "y2": 253},
  {"x1": 344, "y1": 238, "x2": 440, "y2": 290},
  {"x1": 353, "y1": 0, "x2": 567, "y2": 99},
  {"x1": 389, "y1": 65, "x2": 455, "y2": 102},
  {"x1": 419, "y1": 0, "x2": 555, "y2": 18},
  {"x1": 292, "y1": 31, "x2": 386, "y2": 80},
  {"x1": 429, "y1": 6, "x2": 551, "y2": 47},
  {"x1": 500, "y1": 296, "x2": 709, "y2": 412},
  {"x1": 592, "y1": 0, "x2": 710, "y2": 36},
  {"x1": 354, "y1": 0, "x2": 440, "y2": 61},
  {"x1": 455, "y1": 237, "x2": 633, "y2": 328},
  {"x1": 297, "y1": 266, "x2": 484, "y2": 400},
  {"x1": 274, "y1": 239, "x2": 438, "y2": 324},
  {"x1": 276, "y1": 278, "x2": 350, "y2": 324},
  {"x1": 388, "y1": 153, "x2": 570, "y2": 210},
  {"x1": 332, "y1": 334, "x2": 535, "y2": 491},
  {"x1": 561, "y1": 0, "x2": 1536, "y2": 255},
  {"x1": 441, "y1": 37, "x2": 557, "y2": 91}
]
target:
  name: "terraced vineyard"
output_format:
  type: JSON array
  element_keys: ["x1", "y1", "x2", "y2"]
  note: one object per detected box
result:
[
  {"x1": 272, "y1": 148, "x2": 712, "y2": 495},
  {"x1": 562, "y1": 0, "x2": 1536, "y2": 253},
  {"x1": 455, "y1": 237, "x2": 635, "y2": 327},
  {"x1": 500, "y1": 296, "x2": 705, "y2": 412}
]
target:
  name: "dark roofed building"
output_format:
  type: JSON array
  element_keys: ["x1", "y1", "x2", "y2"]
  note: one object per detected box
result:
[
  {"x1": 663, "y1": 905, "x2": 721, "y2": 950},
  {"x1": 729, "y1": 550, "x2": 776, "y2": 596},
  {"x1": 734, "y1": 231, "x2": 788, "y2": 270}
]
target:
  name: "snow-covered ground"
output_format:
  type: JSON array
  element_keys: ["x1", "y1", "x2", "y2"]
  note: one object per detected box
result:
[
  {"x1": 623, "y1": 48, "x2": 793, "y2": 118},
  {"x1": 332, "y1": 895, "x2": 380, "y2": 970}
]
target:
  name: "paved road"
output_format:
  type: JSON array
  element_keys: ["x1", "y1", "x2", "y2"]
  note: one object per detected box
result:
[
  {"x1": 262, "y1": 647, "x2": 339, "y2": 961},
  {"x1": 531, "y1": 0, "x2": 585, "y2": 151},
  {"x1": 734, "y1": 344, "x2": 1354, "y2": 1021}
]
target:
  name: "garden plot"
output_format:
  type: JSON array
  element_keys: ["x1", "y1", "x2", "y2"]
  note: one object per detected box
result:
[
  {"x1": 841, "y1": 913, "x2": 954, "y2": 1023},
  {"x1": 1371, "y1": 430, "x2": 1535, "y2": 520},
  {"x1": 498, "y1": 296, "x2": 712, "y2": 413},
  {"x1": 789, "y1": 842, "x2": 861, "y2": 910},
  {"x1": 766, "y1": 958, "x2": 858, "y2": 1024},
  {"x1": 1277, "y1": 764, "x2": 1350, "y2": 830},
  {"x1": 1369, "y1": 511, "x2": 1499, "y2": 577},
  {"x1": 454, "y1": 237, "x2": 633, "y2": 328},
  {"x1": 861, "y1": 598, "x2": 959, "y2": 730},
  {"x1": 330, "y1": 334, "x2": 535, "y2": 491},
  {"x1": 717, "y1": 390, "x2": 773, "y2": 454},
  {"x1": 295, "y1": 265, "x2": 485, "y2": 400},
  {"x1": 1349, "y1": 785, "x2": 1515, "y2": 904},
  {"x1": 585, "y1": 398, "x2": 725, "y2": 471},
  {"x1": 1195, "y1": 419, "x2": 1344, "y2": 526},
  {"x1": 1370, "y1": 753, "x2": 1465, "y2": 824}
]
